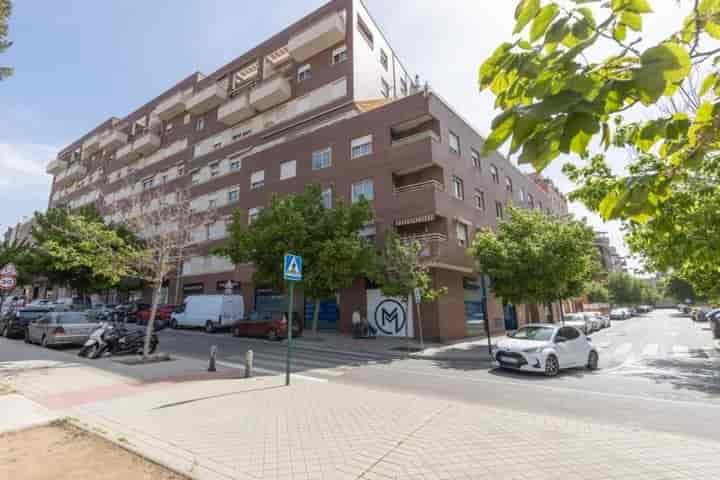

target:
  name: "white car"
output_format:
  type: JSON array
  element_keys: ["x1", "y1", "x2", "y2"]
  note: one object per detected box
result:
[
  {"x1": 494, "y1": 324, "x2": 599, "y2": 377},
  {"x1": 585, "y1": 311, "x2": 610, "y2": 329}
]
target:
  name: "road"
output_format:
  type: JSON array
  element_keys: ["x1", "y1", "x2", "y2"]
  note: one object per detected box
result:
[{"x1": 2, "y1": 309, "x2": 719, "y2": 442}]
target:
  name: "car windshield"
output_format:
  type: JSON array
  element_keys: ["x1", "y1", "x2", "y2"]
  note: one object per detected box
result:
[{"x1": 511, "y1": 326, "x2": 554, "y2": 341}]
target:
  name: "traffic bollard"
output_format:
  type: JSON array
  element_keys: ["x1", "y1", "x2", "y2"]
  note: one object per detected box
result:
[
  {"x1": 245, "y1": 349, "x2": 253, "y2": 378},
  {"x1": 208, "y1": 345, "x2": 217, "y2": 372}
]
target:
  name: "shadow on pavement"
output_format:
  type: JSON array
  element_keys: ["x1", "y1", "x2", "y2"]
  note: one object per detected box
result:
[{"x1": 611, "y1": 356, "x2": 720, "y2": 396}]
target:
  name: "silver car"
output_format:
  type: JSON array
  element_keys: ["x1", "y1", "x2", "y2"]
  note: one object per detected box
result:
[{"x1": 26, "y1": 311, "x2": 101, "y2": 347}]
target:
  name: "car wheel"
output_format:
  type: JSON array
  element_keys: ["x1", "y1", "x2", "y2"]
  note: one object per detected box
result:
[
  {"x1": 205, "y1": 321, "x2": 215, "y2": 334},
  {"x1": 544, "y1": 355, "x2": 560, "y2": 377},
  {"x1": 170, "y1": 319, "x2": 178, "y2": 330},
  {"x1": 267, "y1": 329, "x2": 279, "y2": 341},
  {"x1": 586, "y1": 351, "x2": 599, "y2": 371}
]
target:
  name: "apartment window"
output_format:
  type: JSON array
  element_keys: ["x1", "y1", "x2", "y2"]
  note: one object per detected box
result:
[
  {"x1": 456, "y1": 222, "x2": 469, "y2": 248},
  {"x1": 312, "y1": 147, "x2": 332, "y2": 170},
  {"x1": 380, "y1": 78, "x2": 390, "y2": 98},
  {"x1": 449, "y1": 131, "x2": 461, "y2": 155},
  {"x1": 142, "y1": 178, "x2": 154, "y2": 190},
  {"x1": 208, "y1": 197, "x2": 218, "y2": 209},
  {"x1": 495, "y1": 201, "x2": 504, "y2": 219},
  {"x1": 400, "y1": 77, "x2": 408, "y2": 96},
  {"x1": 357, "y1": 16, "x2": 374, "y2": 49},
  {"x1": 471, "y1": 149, "x2": 481, "y2": 169},
  {"x1": 165, "y1": 122, "x2": 173, "y2": 132},
  {"x1": 519, "y1": 189, "x2": 526, "y2": 203},
  {"x1": 229, "y1": 159, "x2": 241, "y2": 171},
  {"x1": 298, "y1": 64, "x2": 312, "y2": 82},
  {"x1": 322, "y1": 188, "x2": 333, "y2": 209},
  {"x1": 528, "y1": 194, "x2": 535, "y2": 208},
  {"x1": 350, "y1": 135, "x2": 373, "y2": 159},
  {"x1": 474, "y1": 189, "x2": 485, "y2": 210},
  {"x1": 250, "y1": 170, "x2": 265, "y2": 189},
  {"x1": 505, "y1": 177, "x2": 513, "y2": 193},
  {"x1": 280, "y1": 160, "x2": 297, "y2": 180},
  {"x1": 451, "y1": 176, "x2": 464, "y2": 200},
  {"x1": 227, "y1": 189, "x2": 240, "y2": 203},
  {"x1": 352, "y1": 179, "x2": 374, "y2": 203},
  {"x1": 248, "y1": 207, "x2": 261, "y2": 225},
  {"x1": 490, "y1": 165, "x2": 499, "y2": 184},
  {"x1": 196, "y1": 117, "x2": 206, "y2": 131},
  {"x1": 332, "y1": 45, "x2": 348, "y2": 65},
  {"x1": 177, "y1": 164, "x2": 185, "y2": 177},
  {"x1": 380, "y1": 49, "x2": 389, "y2": 71},
  {"x1": 161, "y1": 174, "x2": 168, "y2": 185},
  {"x1": 209, "y1": 162, "x2": 220, "y2": 178}
]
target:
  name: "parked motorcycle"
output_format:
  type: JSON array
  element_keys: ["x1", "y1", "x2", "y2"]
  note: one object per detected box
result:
[{"x1": 78, "y1": 322, "x2": 158, "y2": 359}]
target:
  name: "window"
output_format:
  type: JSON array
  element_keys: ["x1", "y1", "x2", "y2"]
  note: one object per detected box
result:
[
  {"x1": 519, "y1": 189, "x2": 526, "y2": 202},
  {"x1": 350, "y1": 135, "x2": 373, "y2": 159},
  {"x1": 558, "y1": 327, "x2": 580, "y2": 341},
  {"x1": 227, "y1": 189, "x2": 239, "y2": 203},
  {"x1": 357, "y1": 16, "x2": 374, "y2": 49},
  {"x1": 184, "y1": 114, "x2": 191, "y2": 125},
  {"x1": 400, "y1": 78, "x2": 408, "y2": 96},
  {"x1": 208, "y1": 197, "x2": 218, "y2": 209},
  {"x1": 380, "y1": 49, "x2": 389, "y2": 71},
  {"x1": 528, "y1": 194, "x2": 535, "y2": 208},
  {"x1": 352, "y1": 179, "x2": 374, "y2": 203},
  {"x1": 312, "y1": 148, "x2": 332, "y2": 170},
  {"x1": 250, "y1": 170, "x2": 265, "y2": 189},
  {"x1": 322, "y1": 188, "x2": 333, "y2": 209},
  {"x1": 380, "y1": 78, "x2": 390, "y2": 98},
  {"x1": 495, "y1": 201, "x2": 504, "y2": 219},
  {"x1": 209, "y1": 162, "x2": 220, "y2": 178},
  {"x1": 280, "y1": 160, "x2": 297, "y2": 180},
  {"x1": 165, "y1": 122, "x2": 173, "y2": 132},
  {"x1": 177, "y1": 164, "x2": 185, "y2": 177},
  {"x1": 471, "y1": 149, "x2": 481, "y2": 169},
  {"x1": 196, "y1": 117, "x2": 205, "y2": 131},
  {"x1": 142, "y1": 178, "x2": 154, "y2": 190},
  {"x1": 490, "y1": 165, "x2": 499, "y2": 184},
  {"x1": 248, "y1": 207, "x2": 261, "y2": 225},
  {"x1": 474, "y1": 190, "x2": 485, "y2": 210},
  {"x1": 191, "y1": 171, "x2": 200, "y2": 185},
  {"x1": 332, "y1": 45, "x2": 348, "y2": 64},
  {"x1": 449, "y1": 131, "x2": 461, "y2": 154},
  {"x1": 229, "y1": 159, "x2": 241, "y2": 171},
  {"x1": 297, "y1": 64, "x2": 312, "y2": 82},
  {"x1": 505, "y1": 177, "x2": 513, "y2": 193},
  {"x1": 451, "y1": 176, "x2": 464, "y2": 200},
  {"x1": 161, "y1": 174, "x2": 168, "y2": 184},
  {"x1": 456, "y1": 222, "x2": 469, "y2": 247}
]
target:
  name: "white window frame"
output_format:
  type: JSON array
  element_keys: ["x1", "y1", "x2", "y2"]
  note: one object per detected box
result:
[
  {"x1": 191, "y1": 170, "x2": 200, "y2": 185},
  {"x1": 380, "y1": 49, "x2": 389, "y2": 71},
  {"x1": 196, "y1": 117, "x2": 205, "y2": 131},
  {"x1": 227, "y1": 189, "x2": 240, "y2": 203},
  {"x1": 322, "y1": 187, "x2": 333, "y2": 209},
  {"x1": 456, "y1": 222, "x2": 469, "y2": 248},
  {"x1": 229, "y1": 159, "x2": 241, "y2": 171},
  {"x1": 332, "y1": 45, "x2": 348, "y2": 65},
  {"x1": 471, "y1": 149, "x2": 481, "y2": 169},
  {"x1": 491, "y1": 165, "x2": 499, "y2": 184},
  {"x1": 380, "y1": 78, "x2": 390, "y2": 98},
  {"x1": 312, "y1": 147, "x2": 332, "y2": 170},
  {"x1": 496, "y1": 201, "x2": 504, "y2": 219},
  {"x1": 297, "y1": 64, "x2": 312, "y2": 82},
  {"x1": 280, "y1": 160, "x2": 297, "y2": 180},
  {"x1": 142, "y1": 177, "x2": 154, "y2": 190},
  {"x1": 350, "y1": 135, "x2": 373, "y2": 159},
  {"x1": 451, "y1": 176, "x2": 464, "y2": 200},
  {"x1": 209, "y1": 162, "x2": 220, "y2": 178},
  {"x1": 351, "y1": 179, "x2": 374, "y2": 203},
  {"x1": 506, "y1": 176, "x2": 513, "y2": 193},
  {"x1": 208, "y1": 197, "x2": 218, "y2": 209},
  {"x1": 449, "y1": 131, "x2": 461, "y2": 154},
  {"x1": 475, "y1": 190, "x2": 485, "y2": 210},
  {"x1": 248, "y1": 207, "x2": 261, "y2": 225},
  {"x1": 250, "y1": 170, "x2": 265, "y2": 190}
]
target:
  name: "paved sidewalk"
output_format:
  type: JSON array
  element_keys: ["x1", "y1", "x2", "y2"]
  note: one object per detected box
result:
[{"x1": 4, "y1": 362, "x2": 720, "y2": 479}]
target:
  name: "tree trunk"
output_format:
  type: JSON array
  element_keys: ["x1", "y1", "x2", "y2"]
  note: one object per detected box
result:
[
  {"x1": 143, "y1": 273, "x2": 163, "y2": 359},
  {"x1": 558, "y1": 298, "x2": 565, "y2": 325},
  {"x1": 312, "y1": 298, "x2": 321, "y2": 335}
]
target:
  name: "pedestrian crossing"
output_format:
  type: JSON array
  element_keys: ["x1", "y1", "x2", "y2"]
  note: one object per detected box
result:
[{"x1": 600, "y1": 341, "x2": 719, "y2": 360}]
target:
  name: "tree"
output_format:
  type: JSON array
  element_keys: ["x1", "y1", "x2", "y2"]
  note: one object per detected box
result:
[
  {"x1": 607, "y1": 272, "x2": 642, "y2": 306},
  {"x1": 585, "y1": 281, "x2": 609, "y2": 304},
  {"x1": 0, "y1": 0, "x2": 12, "y2": 81},
  {"x1": 469, "y1": 207, "x2": 597, "y2": 319},
  {"x1": 665, "y1": 274, "x2": 700, "y2": 303},
  {"x1": 216, "y1": 185, "x2": 376, "y2": 334},
  {"x1": 640, "y1": 282, "x2": 661, "y2": 305},
  {"x1": 478, "y1": 1, "x2": 720, "y2": 298}
]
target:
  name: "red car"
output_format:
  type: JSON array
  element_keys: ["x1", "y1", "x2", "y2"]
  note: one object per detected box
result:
[
  {"x1": 232, "y1": 311, "x2": 303, "y2": 341},
  {"x1": 136, "y1": 305, "x2": 177, "y2": 327}
]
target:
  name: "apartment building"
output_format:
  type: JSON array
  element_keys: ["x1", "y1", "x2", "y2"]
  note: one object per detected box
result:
[{"x1": 45, "y1": 0, "x2": 569, "y2": 340}]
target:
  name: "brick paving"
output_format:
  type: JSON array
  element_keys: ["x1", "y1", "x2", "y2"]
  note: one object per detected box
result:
[{"x1": 5, "y1": 365, "x2": 720, "y2": 480}]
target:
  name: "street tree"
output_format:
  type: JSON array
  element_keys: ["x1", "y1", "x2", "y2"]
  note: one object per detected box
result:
[
  {"x1": 469, "y1": 207, "x2": 597, "y2": 320},
  {"x1": 0, "y1": 0, "x2": 12, "y2": 81},
  {"x1": 585, "y1": 281, "x2": 610, "y2": 304},
  {"x1": 640, "y1": 283, "x2": 662, "y2": 305},
  {"x1": 607, "y1": 272, "x2": 642, "y2": 306},
  {"x1": 665, "y1": 274, "x2": 701, "y2": 303}
]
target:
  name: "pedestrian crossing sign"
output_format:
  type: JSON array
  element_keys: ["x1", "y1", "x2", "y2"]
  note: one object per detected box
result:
[{"x1": 284, "y1": 254, "x2": 302, "y2": 282}]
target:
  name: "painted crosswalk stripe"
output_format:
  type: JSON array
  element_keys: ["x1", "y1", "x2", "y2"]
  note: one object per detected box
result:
[
  {"x1": 673, "y1": 345, "x2": 690, "y2": 355},
  {"x1": 614, "y1": 342, "x2": 633, "y2": 357},
  {"x1": 641, "y1": 344, "x2": 659, "y2": 357}
]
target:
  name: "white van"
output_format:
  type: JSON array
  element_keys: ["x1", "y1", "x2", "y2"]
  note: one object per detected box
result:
[{"x1": 170, "y1": 295, "x2": 244, "y2": 333}]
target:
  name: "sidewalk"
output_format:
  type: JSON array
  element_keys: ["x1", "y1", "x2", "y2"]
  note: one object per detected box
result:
[{"x1": 4, "y1": 361, "x2": 720, "y2": 479}]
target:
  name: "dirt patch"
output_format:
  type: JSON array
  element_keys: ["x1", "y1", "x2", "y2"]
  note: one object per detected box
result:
[{"x1": 0, "y1": 421, "x2": 187, "y2": 479}]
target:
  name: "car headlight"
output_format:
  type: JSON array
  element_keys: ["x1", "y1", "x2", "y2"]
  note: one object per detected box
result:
[{"x1": 522, "y1": 347, "x2": 543, "y2": 353}]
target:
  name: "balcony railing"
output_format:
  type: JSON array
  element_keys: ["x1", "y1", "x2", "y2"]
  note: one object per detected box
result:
[
  {"x1": 155, "y1": 91, "x2": 189, "y2": 121},
  {"x1": 46, "y1": 159, "x2": 67, "y2": 175},
  {"x1": 218, "y1": 91, "x2": 256, "y2": 125},
  {"x1": 82, "y1": 134, "x2": 100, "y2": 155},
  {"x1": 186, "y1": 83, "x2": 228, "y2": 115},
  {"x1": 115, "y1": 143, "x2": 138, "y2": 163},
  {"x1": 249, "y1": 75, "x2": 292, "y2": 111},
  {"x1": 98, "y1": 130, "x2": 128, "y2": 151},
  {"x1": 57, "y1": 163, "x2": 87, "y2": 183},
  {"x1": 288, "y1": 12, "x2": 346, "y2": 62},
  {"x1": 134, "y1": 132, "x2": 161, "y2": 156},
  {"x1": 391, "y1": 130, "x2": 440, "y2": 148},
  {"x1": 400, "y1": 233, "x2": 448, "y2": 244},
  {"x1": 393, "y1": 179, "x2": 444, "y2": 195}
]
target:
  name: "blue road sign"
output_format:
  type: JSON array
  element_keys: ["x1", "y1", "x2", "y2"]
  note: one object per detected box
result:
[{"x1": 284, "y1": 254, "x2": 302, "y2": 282}]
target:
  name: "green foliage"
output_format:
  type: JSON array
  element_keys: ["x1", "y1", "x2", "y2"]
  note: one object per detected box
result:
[
  {"x1": 640, "y1": 282, "x2": 661, "y2": 305},
  {"x1": 374, "y1": 230, "x2": 447, "y2": 302},
  {"x1": 0, "y1": 0, "x2": 12, "y2": 80},
  {"x1": 585, "y1": 281, "x2": 610, "y2": 303},
  {"x1": 607, "y1": 271, "x2": 643, "y2": 306},
  {"x1": 469, "y1": 206, "x2": 597, "y2": 306}
]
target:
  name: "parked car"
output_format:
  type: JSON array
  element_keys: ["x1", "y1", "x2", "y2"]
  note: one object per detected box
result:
[
  {"x1": 170, "y1": 295, "x2": 244, "y2": 333},
  {"x1": 694, "y1": 307, "x2": 715, "y2": 322},
  {"x1": 0, "y1": 306, "x2": 52, "y2": 339},
  {"x1": 231, "y1": 311, "x2": 303, "y2": 340},
  {"x1": 610, "y1": 308, "x2": 629, "y2": 320},
  {"x1": 494, "y1": 324, "x2": 599, "y2": 377},
  {"x1": 709, "y1": 310, "x2": 720, "y2": 339},
  {"x1": 564, "y1": 313, "x2": 593, "y2": 334},
  {"x1": 135, "y1": 304, "x2": 177, "y2": 328},
  {"x1": 29, "y1": 299, "x2": 53, "y2": 306},
  {"x1": 124, "y1": 303, "x2": 151, "y2": 323},
  {"x1": 25, "y1": 311, "x2": 101, "y2": 347},
  {"x1": 636, "y1": 305, "x2": 653, "y2": 314},
  {"x1": 585, "y1": 311, "x2": 609, "y2": 329}
]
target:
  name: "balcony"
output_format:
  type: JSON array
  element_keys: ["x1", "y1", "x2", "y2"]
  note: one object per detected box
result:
[
  {"x1": 391, "y1": 180, "x2": 445, "y2": 227},
  {"x1": 186, "y1": 83, "x2": 228, "y2": 115},
  {"x1": 288, "y1": 12, "x2": 346, "y2": 62},
  {"x1": 99, "y1": 130, "x2": 128, "y2": 151},
  {"x1": 155, "y1": 91, "x2": 188, "y2": 121},
  {"x1": 218, "y1": 91, "x2": 256, "y2": 125},
  {"x1": 59, "y1": 163, "x2": 87, "y2": 183},
  {"x1": 134, "y1": 132, "x2": 161, "y2": 156},
  {"x1": 46, "y1": 158, "x2": 67, "y2": 175},
  {"x1": 82, "y1": 134, "x2": 100, "y2": 155},
  {"x1": 391, "y1": 130, "x2": 440, "y2": 149},
  {"x1": 249, "y1": 75, "x2": 292, "y2": 111},
  {"x1": 115, "y1": 143, "x2": 138, "y2": 164}
]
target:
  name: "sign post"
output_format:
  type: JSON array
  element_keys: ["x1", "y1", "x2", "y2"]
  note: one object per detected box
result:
[
  {"x1": 413, "y1": 287, "x2": 424, "y2": 350},
  {"x1": 283, "y1": 254, "x2": 302, "y2": 386}
]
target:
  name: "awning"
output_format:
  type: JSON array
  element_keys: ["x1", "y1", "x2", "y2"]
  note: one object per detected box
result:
[{"x1": 394, "y1": 214, "x2": 436, "y2": 226}]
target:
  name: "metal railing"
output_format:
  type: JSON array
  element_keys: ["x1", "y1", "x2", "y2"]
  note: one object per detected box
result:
[
  {"x1": 391, "y1": 130, "x2": 440, "y2": 148},
  {"x1": 393, "y1": 179, "x2": 444, "y2": 195}
]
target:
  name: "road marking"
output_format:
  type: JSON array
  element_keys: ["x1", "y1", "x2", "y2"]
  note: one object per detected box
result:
[
  {"x1": 215, "y1": 360, "x2": 328, "y2": 383},
  {"x1": 641, "y1": 344, "x2": 659, "y2": 357},
  {"x1": 673, "y1": 345, "x2": 689, "y2": 356},
  {"x1": 614, "y1": 342, "x2": 633, "y2": 357}
]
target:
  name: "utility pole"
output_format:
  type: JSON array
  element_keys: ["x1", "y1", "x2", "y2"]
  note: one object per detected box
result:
[{"x1": 283, "y1": 254, "x2": 302, "y2": 387}]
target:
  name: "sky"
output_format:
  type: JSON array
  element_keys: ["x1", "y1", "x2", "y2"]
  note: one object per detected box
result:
[{"x1": 0, "y1": 0, "x2": 691, "y2": 269}]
